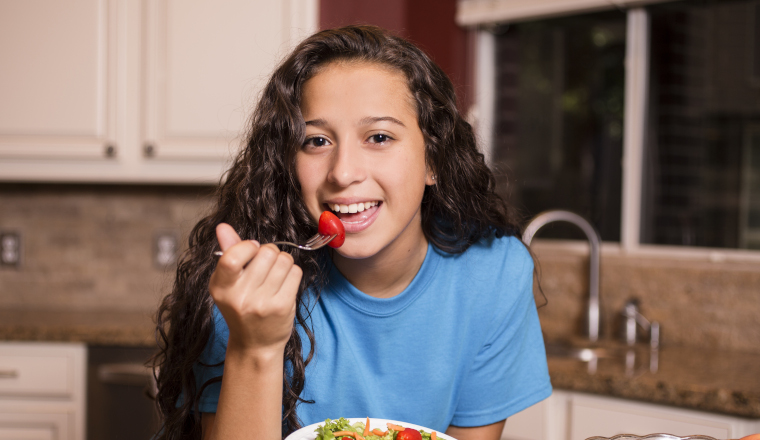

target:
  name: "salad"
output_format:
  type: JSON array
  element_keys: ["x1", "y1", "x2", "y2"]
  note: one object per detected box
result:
[{"x1": 315, "y1": 418, "x2": 438, "y2": 440}]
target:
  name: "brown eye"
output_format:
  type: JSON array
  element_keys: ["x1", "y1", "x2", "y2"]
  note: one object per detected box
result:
[
  {"x1": 369, "y1": 134, "x2": 391, "y2": 144},
  {"x1": 304, "y1": 136, "x2": 330, "y2": 148}
]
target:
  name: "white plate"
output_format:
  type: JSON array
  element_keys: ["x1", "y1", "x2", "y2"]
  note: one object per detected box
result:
[
  {"x1": 286, "y1": 418, "x2": 457, "y2": 440},
  {"x1": 586, "y1": 435, "x2": 719, "y2": 440}
]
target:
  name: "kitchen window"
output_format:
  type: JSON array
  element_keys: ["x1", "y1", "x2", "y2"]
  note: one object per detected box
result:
[{"x1": 465, "y1": 0, "x2": 760, "y2": 255}]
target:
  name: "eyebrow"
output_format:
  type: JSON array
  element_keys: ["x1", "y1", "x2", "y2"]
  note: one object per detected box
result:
[
  {"x1": 359, "y1": 116, "x2": 406, "y2": 127},
  {"x1": 303, "y1": 116, "x2": 406, "y2": 128},
  {"x1": 304, "y1": 118, "x2": 328, "y2": 127}
]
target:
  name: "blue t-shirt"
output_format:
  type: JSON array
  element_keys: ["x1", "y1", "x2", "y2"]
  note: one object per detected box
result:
[{"x1": 194, "y1": 235, "x2": 552, "y2": 431}]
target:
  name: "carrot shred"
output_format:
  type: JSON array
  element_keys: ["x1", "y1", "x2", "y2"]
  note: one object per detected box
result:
[
  {"x1": 372, "y1": 429, "x2": 386, "y2": 436},
  {"x1": 364, "y1": 417, "x2": 370, "y2": 436},
  {"x1": 333, "y1": 431, "x2": 355, "y2": 438},
  {"x1": 387, "y1": 423, "x2": 405, "y2": 432},
  {"x1": 432, "y1": 432, "x2": 437, "y2": 440},
  {"x1": 356, "y1": 434, "x2": 366, "y2": 440}
]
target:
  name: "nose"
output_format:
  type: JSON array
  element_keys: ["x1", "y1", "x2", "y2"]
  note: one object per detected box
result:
[{"x1": 327, "y1": 142, "x2": 366, "y2": 187}]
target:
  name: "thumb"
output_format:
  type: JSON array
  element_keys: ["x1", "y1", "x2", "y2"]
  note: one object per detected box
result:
[{"x1": 216, "y1": 223, "x2": 242, "y2": 251}]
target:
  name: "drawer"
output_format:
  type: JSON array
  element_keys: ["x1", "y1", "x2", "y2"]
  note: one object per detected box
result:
[{"x1": 0, "y1": 344, "x2": 83, "y2": 398}]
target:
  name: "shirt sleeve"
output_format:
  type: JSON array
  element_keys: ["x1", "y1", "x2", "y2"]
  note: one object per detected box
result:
[
  {"x1": 450, "y1": 239, "x2": 553, "y2": 427},
  {"x1": 191, "y1": 305, "x2": 228, "y2": 413}
]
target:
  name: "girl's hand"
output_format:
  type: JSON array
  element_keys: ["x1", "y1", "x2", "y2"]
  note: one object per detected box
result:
[{"x1": 209, "y1": 223, "x2": 303, "y2": 356}]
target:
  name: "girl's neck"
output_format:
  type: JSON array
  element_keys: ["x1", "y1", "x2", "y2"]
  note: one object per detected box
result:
[{"x1": 331, "y1": 230, "x2": 429, "y2": 299}]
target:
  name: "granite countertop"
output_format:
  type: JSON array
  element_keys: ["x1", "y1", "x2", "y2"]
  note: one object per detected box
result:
[
  {"x1": 1, "y1": 310, "x2": 758, "y2": 419},
  {"x1": 547, "y1": 341, "x2": 760, "y2": 419},
  {"x1": 0, "y1": 309, "x2": 156, "y2": 347}
]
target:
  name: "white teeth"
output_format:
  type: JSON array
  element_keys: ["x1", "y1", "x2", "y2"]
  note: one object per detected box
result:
[{"x1": 329, "y1": 201, "x2": 378, "y2": 213}]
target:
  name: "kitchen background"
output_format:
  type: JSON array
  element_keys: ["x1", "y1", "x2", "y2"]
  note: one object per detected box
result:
[{"x1": 1, "y1": 0, "x2": 759, "y2": 439}]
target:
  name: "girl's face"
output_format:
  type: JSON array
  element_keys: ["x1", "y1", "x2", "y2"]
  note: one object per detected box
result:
[{"x1": 296, "y1": 62, "x2": 434, "y2": 261}]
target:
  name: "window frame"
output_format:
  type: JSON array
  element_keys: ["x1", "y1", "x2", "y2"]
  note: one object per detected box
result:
[{"x1": 468, "y1": 2, "x2": 760, "y2": 262}]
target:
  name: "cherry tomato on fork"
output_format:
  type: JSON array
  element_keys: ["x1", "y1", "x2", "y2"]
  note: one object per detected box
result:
[{"x1": 318, "y1": 211, "x2": 345, "y2": 248}]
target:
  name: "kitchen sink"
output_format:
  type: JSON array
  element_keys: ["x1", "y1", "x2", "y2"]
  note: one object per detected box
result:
[
  {"x1": 544, "y1": 339, "x2": 660, "y2": 376},
  {"x1": 544, "y1": 341, "x2": 624, "y2": 361}
]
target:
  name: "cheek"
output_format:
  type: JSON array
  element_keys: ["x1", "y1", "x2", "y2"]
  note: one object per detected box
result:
[
  {"x1": 295, "y1": 158, "x2": 316, "y2": 199},
  {"x1": 378, "y1": 157, "x2": 427, "y2": 198}
]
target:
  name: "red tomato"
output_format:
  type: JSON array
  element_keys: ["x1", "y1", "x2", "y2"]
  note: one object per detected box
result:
[
  {"x1": 318, "y1": 211, "x2": 345, "y2": 248},
  {"x1": 396, "y1": 429, "x2": 422, "y2": 440}
]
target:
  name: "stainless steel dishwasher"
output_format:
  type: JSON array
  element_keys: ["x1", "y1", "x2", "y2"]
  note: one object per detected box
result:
[{"x1": 87, "y1": 345, "x2": 161, "y2": 440}]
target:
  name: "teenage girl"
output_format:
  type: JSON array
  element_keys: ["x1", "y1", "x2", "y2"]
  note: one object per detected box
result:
[{"x1": 153, "y1": 25, "x2": 552, "y2": 440}]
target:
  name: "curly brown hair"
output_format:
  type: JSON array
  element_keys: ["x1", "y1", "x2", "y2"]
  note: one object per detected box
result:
[{"x1": 152, "y1": 25, "x2": 522, "y2": 440}]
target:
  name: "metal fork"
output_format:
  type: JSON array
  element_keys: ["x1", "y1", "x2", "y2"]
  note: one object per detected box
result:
[{"x1": 213, "y1": 233, "x2": 337, "y2": 256}]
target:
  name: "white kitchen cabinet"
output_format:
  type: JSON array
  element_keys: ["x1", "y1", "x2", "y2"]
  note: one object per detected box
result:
[
  {"x1": 0, "y1": 0, "x2": 317, "y2": 184},
  {"x1": 0, "y1": 412, "x2": 69, "y2": 440},
  {"x1": 0, "y1": 0, "x2": 117, "y2": 162},
  {"x1": 502, "y1": 390, "x2": 760, "y2": 440},
  {"x1": 0, "y1": 342, "x2": 86, "y2": 440}
]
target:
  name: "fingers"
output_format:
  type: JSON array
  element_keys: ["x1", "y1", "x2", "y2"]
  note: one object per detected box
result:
[
  {"x1": 211, "y1": 242, "x2": 260, "y2": 292},
  {"x1": 208, "y1": 229, "x2": 303, "y2": 352},
  {"x1": 278, "y1": 264, "x2": 303, "y2": 309},
  {"x1": 216, "y1": 223, "x2": 242, "y2": 251},
  {"x1": 211, "y1": 241, "x2": 302, "y2": 305},
  {"x1": 256, "y1": 245, "x2": 302, "y2": 303}
]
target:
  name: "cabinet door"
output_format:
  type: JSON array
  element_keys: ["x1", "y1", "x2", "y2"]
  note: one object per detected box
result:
[
  {"x1": 0, "y1": 0, "x2": 118, "y2": 162},
  {"x1": 0, "y1": 412, "x2": 69, "y2": 440},
  {"x1": 0, "y1": 343, "x2": 86, "y2": 440},
  {"x1": 0, "y1": 0, "x2": 317, "y2": 183},
  {"x1": 141, "y1": 0, "x2": 317, "y2": 171},
  {"x1": 569, "y1": 394, "x2": 731, "y2": 440}
]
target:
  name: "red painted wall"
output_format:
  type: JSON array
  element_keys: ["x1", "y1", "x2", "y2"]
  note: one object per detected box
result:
[{"x1": 319, "y1": 0, "x2": 474, "y2": 110}]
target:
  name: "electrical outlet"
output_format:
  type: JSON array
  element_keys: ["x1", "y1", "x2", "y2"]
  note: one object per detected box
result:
[
  {"x1": 154, "y1": 231, "x2": 179, "y2": 268},
  {"x1": 0, "y1": 231, "x2": 21, "y2": 268}
]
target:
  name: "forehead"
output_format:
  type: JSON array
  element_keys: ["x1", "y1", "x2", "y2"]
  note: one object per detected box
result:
[{"x1": 301, "y1": 61, "x2": 417, "y2": 117}]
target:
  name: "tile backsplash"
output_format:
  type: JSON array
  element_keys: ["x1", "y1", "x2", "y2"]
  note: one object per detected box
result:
[
  {"x1": 1, "y1": 183, "x2": 758, "y2": 354},
  {"x1": 533, "y1": 246, "x2": 760, "y2": 354},
  {"x1": 0, "y1": 184, "x2": 215, "y2": 313}
]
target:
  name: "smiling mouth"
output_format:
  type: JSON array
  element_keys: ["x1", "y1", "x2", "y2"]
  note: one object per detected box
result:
[{"x1": 323, "y1": 201, "x2": 382, "y2": 231}]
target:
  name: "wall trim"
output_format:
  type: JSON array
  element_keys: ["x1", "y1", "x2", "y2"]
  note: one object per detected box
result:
[
  {"x1": 530, "y1": 240, "x2": 760, "y2": 264},
  {"x1": 456, "y1": 0, "x2": 672, "y2": 26}
]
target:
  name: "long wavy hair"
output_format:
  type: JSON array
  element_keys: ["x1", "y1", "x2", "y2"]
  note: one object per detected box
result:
[{"x1": 152, "y1": 25, "x2": 522, "y2": 440}]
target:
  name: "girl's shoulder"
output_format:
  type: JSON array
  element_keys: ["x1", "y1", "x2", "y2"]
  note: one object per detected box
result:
[
  {"x1": 432, "y1": 234, "x2": 533, "y2": 283},
  {"x1": 437, "y1": 234, "x2": 532, "y2": 264}
]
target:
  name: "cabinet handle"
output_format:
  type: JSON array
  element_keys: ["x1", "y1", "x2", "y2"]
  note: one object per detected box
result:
[
  {"x1": 104, "y1": 144, "x2": 117, "y2": 158},
  {"x1": 0, "y1": 370, "x2": 18, "y2": 379},
  {"x1": 143, "y1": 143, "x2": 155, "y2": 157},
  {"x1": 98, "y1": 363, "x2": 152, "y2": 386}
]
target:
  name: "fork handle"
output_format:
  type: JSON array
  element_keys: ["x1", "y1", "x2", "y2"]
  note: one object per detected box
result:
[
  {"x1": 272, "y1": 241, "x2": 300, "y2": 247},
  {"x1": 213, "y1": 241, "x2": 304, "y2": 257}
]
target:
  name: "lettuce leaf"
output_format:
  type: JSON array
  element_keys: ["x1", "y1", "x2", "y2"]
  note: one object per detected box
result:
[{"x1": 314, "y1": 418, "x2": 434, "y2": 440}]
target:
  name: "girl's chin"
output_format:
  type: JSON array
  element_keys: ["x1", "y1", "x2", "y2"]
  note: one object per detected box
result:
[
  {"x1": 331, "y1": 243, "x2": 379, "y2": 261},
  {"x1": 330, "y1": 234, "x2": 389, "y2": 261}
]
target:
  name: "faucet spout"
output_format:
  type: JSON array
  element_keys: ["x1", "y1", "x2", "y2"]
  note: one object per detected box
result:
[{"x1": 522, "y1": 210, "x2": 602, "y2": 343}]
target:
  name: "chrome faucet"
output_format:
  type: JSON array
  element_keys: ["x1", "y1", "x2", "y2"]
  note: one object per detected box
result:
[{"x1": 522, "y1": 210, "x2": 602, "y2": 343}]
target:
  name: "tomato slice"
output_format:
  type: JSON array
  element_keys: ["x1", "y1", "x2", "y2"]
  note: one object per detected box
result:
[{"x1": 396, "y1": 429, "x2": 422, "y2": 440}]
